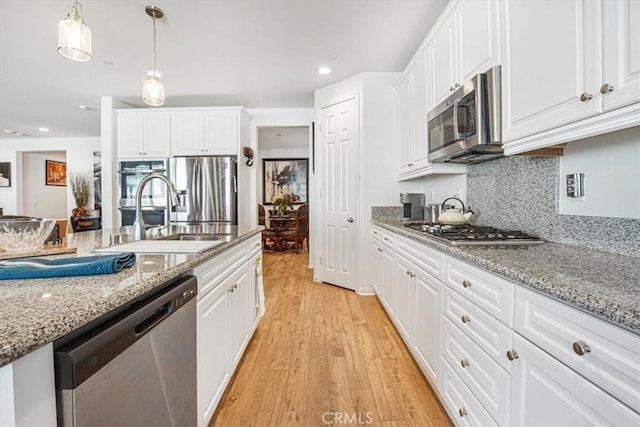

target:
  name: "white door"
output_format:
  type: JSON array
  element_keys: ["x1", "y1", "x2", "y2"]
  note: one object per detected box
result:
[{"x1": 317, "y1": 97, "x2": 358, "y2": 290}]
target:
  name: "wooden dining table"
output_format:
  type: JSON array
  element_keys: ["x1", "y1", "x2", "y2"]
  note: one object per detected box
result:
[{"x1": 268, "y1": 215, "x2": 296, "y2": 251}]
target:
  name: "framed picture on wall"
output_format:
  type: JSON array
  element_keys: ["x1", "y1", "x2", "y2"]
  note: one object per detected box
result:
[
  {"x1": 263, "y1": 158, "x2": 308, "y2": 204},
  {"x1": 45, "y1": 160, "x2": 67, "y2": 186},
  {"x1": 0, "y1": 162, "x2": 10, "y2": 187}
]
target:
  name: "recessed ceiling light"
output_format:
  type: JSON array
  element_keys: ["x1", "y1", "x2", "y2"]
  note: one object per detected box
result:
[
  {"x1": 318, "y1": 66, "x2": 331, "y2": 75},
  {"x1": 39, "y1": 127, "x2": 50, "y2": 132},
  {"x1": 3, "y1": 129, "x2": 13, "y2": 133},
  {"x1": 78, "y1": 104, "x2": 88, "y2": 109}
]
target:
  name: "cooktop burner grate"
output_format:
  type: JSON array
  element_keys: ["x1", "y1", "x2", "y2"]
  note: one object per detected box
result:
[{"x1": 402, "y1": 223, "x2": 544, "y2": 246}]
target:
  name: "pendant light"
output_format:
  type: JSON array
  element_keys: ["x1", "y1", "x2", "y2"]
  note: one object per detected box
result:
[
  {"x1": 143, "y1": 6, "x2": 165, "y2": 106},
  {"x1": 57, "y1": 0, "x2": 92, "y2": 62}
]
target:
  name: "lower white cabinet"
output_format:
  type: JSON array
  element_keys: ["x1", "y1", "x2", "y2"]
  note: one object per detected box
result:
[
  {"x1": 509, "y1": 334, "x2": 640, "y2": 426},
  {"x1": 372, "y1": 225, "x2": 640, "y2": 426},
  {"x1": 195, "y1": 235, "x2": 263, "y2": 427}
]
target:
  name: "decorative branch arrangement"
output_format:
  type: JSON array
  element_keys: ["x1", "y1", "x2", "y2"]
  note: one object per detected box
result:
[{"x1": 69, "y1": 171, "x2": 92, "y2": 216}]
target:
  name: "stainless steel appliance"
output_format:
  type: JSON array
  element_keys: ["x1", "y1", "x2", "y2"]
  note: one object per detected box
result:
[
  {"x1": 118, "y1": 159, "x2": 168, "y2": 227},
  {"x1": 403, "y1": 223, "x2": 544, "y2": 246},
  {"x1": 424, "y1": 203, "x2": 454, "y2": 225},
  {"x1": 54, "y1": 275, "x2": 197, "y2": 426},
  {"x1": 170, "y1": 156, "x2": 237, "y2": 224},
  {"x1": 428, "y1": 66, "x2": 502, "y2": 164},
  {"x1": 400, "y1": 193, "x2": 425, "y2": 221}
]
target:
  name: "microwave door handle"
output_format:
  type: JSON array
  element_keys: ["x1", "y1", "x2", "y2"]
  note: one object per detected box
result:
[{"x1": 453, "y1": 98, "x2": 465, "y2": 140}]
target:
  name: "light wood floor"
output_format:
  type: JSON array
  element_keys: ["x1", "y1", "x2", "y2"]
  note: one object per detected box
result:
[{"x1": 211, "y1": 251, "x2": 452, "y2": 427}]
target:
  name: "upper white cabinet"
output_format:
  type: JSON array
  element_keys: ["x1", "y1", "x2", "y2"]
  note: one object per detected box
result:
[
  {"x1": 172, "y1": 110, "x2": 240, "y2": 156},
  {"x1": 117, "y1": 112, "x2": 171, "y2": 159},
  {"x1": 427, "y1": 0, "x2": 501, "y2": 109},
  {"x1": 501, "y1": 0, "x2": 640, "y2": 154}
]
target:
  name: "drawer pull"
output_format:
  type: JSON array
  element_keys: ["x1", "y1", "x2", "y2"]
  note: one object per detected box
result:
[
  {"x1": 506, "y1": 349, "x2": 519, "y2": 361},
  {"x1": 460, "y1": 358, "x2": 470, "y2": 368},
  {"x1": 459, "y1": 407, "x2": 467, "y2": 417},
  {"x1": 462, "y1": 280, "x2": 472, "y2": 288},
  {"x1": 377, "y1": 248, "x2": 383, "y2": 253},
  {"x1": 572, "y1": 340, "x2": 591, "y2": 356},
  {"x1": 461, "y1": 314, "x2": 471, "y2": 324}
]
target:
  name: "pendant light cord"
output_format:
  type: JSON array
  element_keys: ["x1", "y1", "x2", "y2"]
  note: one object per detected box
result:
[{"x1": 152, "y1": 14, "x2": 157, "y2": 75}]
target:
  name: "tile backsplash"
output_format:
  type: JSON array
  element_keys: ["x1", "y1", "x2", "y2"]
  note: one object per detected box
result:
[{"x1": 467, "y1": 156, "x2": 640, "y2": 257}]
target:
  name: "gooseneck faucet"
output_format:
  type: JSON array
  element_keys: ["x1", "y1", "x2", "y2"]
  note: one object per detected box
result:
[{"x1": 134, "y1": 173, "x2": 179, "y2": 239}]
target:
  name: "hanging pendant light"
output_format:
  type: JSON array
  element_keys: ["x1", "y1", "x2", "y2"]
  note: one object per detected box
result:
[
  {"x1": 57, "y1": 0, "x2": 92, "y2": 62},
  {"x1": 143, "y1": 6, "x2": 165, "y2": 106}
]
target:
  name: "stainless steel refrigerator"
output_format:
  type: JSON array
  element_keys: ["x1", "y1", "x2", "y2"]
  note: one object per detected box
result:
[{"x1": 169, "y1": 156, "x2": 237, "y2": 224}]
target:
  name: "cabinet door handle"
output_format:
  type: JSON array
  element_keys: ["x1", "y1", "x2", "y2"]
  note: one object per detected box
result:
[
  {"x1": 407, "y1": 163, "x2": 414, "y2": 167},
  {"x1": 454, "y1": 82, "x2": 461, "y2": 89},
  {"x1": 600, "y1": 83, "x2": 615, "y2": 94},
  {"x1": 506, "y1": 349, "x2": 519, "y2": 361},
  {"x1": 377, "y1": 248, "x2": 383, "y2": 253},
  {"x1": 572, "y1": 340, "x2": 591, "y2": 356},
  {"x1": 579, "y1": 92, "x2": 593, "y2": 102},
  {"x1": 460, "y1": 358, "x2": 470, "y2": 368},
  {"x1": 461, "y1": 314, "x2": 471, "y2": 324},
  {"x1": 462, "y1": 280, "x2": 472, "y2": 288},
  {"x1": 459, "y1": 407, "x2": 467, "y2": 417}
]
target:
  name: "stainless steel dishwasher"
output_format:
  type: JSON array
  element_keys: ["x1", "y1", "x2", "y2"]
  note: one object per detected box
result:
[{"x1": 54, "y1": 275, "x2": 197, "y2": 426}]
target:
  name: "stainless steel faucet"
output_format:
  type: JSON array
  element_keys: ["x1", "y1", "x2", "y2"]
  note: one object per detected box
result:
[{"x1": 134, "y1": 173, "x2": 179, "y2": 240}]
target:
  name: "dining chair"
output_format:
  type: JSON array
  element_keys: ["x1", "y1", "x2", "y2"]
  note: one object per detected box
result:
[
  {"x1": 258, "y1": 204, "x2": 277, "y2": 250},
  {"x1": 280, "y1": 203, "x2": 309, "y2": 254}
]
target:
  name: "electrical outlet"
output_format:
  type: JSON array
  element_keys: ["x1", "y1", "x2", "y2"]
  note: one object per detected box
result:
[{"x1": 566, "y1": 173, "x2": 584, "y2": 198}]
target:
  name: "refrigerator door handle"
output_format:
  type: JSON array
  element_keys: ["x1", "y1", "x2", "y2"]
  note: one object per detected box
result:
[{"x1": 233, "y1": 175, "x2": 238, "y2": 193}]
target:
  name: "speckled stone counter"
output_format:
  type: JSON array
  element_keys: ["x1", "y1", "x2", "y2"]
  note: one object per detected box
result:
[
  {"x1": 0, "y1": 224, "x2": 263, "y2": 367},
  {"x1": 372, "y1": 219, "x2": 640, "y2": 334}
]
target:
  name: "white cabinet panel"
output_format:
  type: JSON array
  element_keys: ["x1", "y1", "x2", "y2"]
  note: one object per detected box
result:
[
  {"x1": 395, "y1": 255, "x2": 415, "y2": 344},
  {"x1": 397, "y1": 74, "x2": 415, "y2": 174},
  {"x1": 228, "y1": 267, "x2": 250, "y2": 367},
  {"x1": 117, "y1": 112, "x2": 170, "y2": 159},
  {"x1": 515, "y1": 286, "x2": 640, "y2": 413},
  {"x1": 204, "y1": 111, "x2": 238, "y2": 155},
  {"x1": 171, "y1": 112, "x2": 206, "y2": 155},
  {"x1": 381, "y1": 246, "x2": 396, "y2": 316},
  {"x1": 196, "y1": 280, "x2": 229, "y2": 427},
  {"x1": 413, "y1": 267, "x2": 442, "y2": 385},
  {"x1": 510, "y1": 333, "x2": 640, "y2": 427},
  {"x1": 501, "y1": 0, "x2": 600, "y2": 142},
  {"x1": 602, "y1": 0, "x2": 640, "y2": 111},
  {"x1": 428, "y1": 15, "x2": 458, "y2": 108},
  {"x1": 442, "y1": 317, "x2": 511, "y2": 426},
  {"x1": 456, "y1": 0, "x2": 500, "y2": 82},
  {"x1": 440, "y1": 359, "x2": 498, "y2": 427}
]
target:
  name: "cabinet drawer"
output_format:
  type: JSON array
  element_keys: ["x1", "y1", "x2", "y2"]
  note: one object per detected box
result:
[
  {"x1": 194, "y1": 244, "x2": 246, "y2": 298},
  {"x1": 247, "y1": 235, "x2": 261, "y2": 257},
  {"x1": 444, "y1": 257, "x2": 514, "y2": 326},
  {"x1": 442, "y1": 317, "x2": 510, "y2": 426},
  {"x1": 515, "y1": 286, "x2": 640, "y2": 413},
  {"x1": 397, "y1": 234, "x2": 444, "y2": 280},
  {"x1": 443, "y1": 288, "x2": 513, "y2": 372},
  {"x1": 440, "y1": 359, "x2": 498, "y2": 427}
]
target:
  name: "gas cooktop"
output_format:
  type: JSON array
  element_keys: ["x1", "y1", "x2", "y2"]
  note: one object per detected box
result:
[{"x1": 402, "y1": 223, "x2": 545, "y2": 246}]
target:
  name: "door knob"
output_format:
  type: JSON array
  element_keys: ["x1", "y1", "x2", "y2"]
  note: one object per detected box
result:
[
  {"x1": 572, "y1": 340, "x2": 591, "y2": 356},
  {"x1": 579, "y1": 92, "x2": 593, "y2": 102},
  {"x1": 506, "y1": 349, "x2": 519, "y2": 361},
  {"x1": 600, "y1": 83, "x2": 615, "y2": 94},
  {"x1": 347, "y1": 217, "x2": 355, "y2": 223}
]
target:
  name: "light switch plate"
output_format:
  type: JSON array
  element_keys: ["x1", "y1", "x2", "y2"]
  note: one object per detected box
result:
[{"x1": 566, "y1": 173, "x2": 584, "y2": 198}]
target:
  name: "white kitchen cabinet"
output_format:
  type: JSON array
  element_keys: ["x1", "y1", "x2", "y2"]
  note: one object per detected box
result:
[
  {"x1": 196, "y1": 275, "x2": 230, "y2": 427},
  {"x1": 372, "y1": 228, "x2": 397, "y2": 318},
  {"x1": 372, "y1": 237, "x2": 383, "y2": 296},
  {"x1": 171, "y1": 110, "x2": 240, "y2": 156},
  {"x1": 509, "y1": 333, "x2": 640, "y2": 427},
  {"x1": 602, "y1": 0, "x2": 640, "y2": 111},
  {"x1": 427, "y1": 0, "x2": 500, "y2": 109},
  {"x1": 397, "y1": 73, "x2": 415, "y2": 175},
  {"x1": 514, "y1": 286, "x2": 640, "y2": 413},
  {"x1": 395, "y1": 254, "x2": 415, "y2": 344},
  {"x1": 194, "y1": 235, "x2": 263, "y2": 427},
  {"x1": 117, "y1": 112, "x2": 171, "y2": 159},
  {"x1": 412, "y1": 261, "x2": 443, "y2": 385},
  {"x1": 501, "y1": 0, "x2": 640, "y2": 154}
]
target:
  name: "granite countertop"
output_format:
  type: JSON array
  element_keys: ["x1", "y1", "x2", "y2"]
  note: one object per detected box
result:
[
  {"x1": 0, "y1": 223, "x2": 263, "y2": 367},
  {"x1": 372, "y1": 219, "x2": 640, "y2": 334}
]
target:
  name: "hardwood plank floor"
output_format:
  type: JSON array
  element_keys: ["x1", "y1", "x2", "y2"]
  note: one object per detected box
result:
[{"x1": 211, "y1": 251, "x2": 452, "y2": 427}]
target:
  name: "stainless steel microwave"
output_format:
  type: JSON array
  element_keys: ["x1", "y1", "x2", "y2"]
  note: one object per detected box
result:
[{"x1": 427, "y1": 66, "x2": 502, "y2": 164}]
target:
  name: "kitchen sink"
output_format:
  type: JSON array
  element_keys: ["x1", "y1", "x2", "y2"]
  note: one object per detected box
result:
[{"x1": 155, "y1": 233, "x2": 231, "y2": 242}]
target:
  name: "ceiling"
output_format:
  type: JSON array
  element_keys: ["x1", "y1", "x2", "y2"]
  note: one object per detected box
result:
[{"x1": 0, "y1": 0, "x2": 448, "y2": 140}]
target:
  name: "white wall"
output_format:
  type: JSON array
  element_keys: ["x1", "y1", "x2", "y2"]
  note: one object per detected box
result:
[
  {"x1": 559, "y1": 126, "x2": 640, "y2": 218},
  {"x1": 22, "y1": 151, "x2": 67, "y2": 219},
  {"x1": 0, "y1": 137, "x2": 100, "y2": 217}
]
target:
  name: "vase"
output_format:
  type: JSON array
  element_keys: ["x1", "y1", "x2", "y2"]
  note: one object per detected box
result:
[{"x1": 72, "y1": 206, "x2": 89, "y2": 217}]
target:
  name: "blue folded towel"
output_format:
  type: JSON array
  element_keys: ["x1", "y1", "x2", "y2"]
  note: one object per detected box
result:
[{"x1": 0, "y1": 252, "x2": 137, "y2": 280}]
